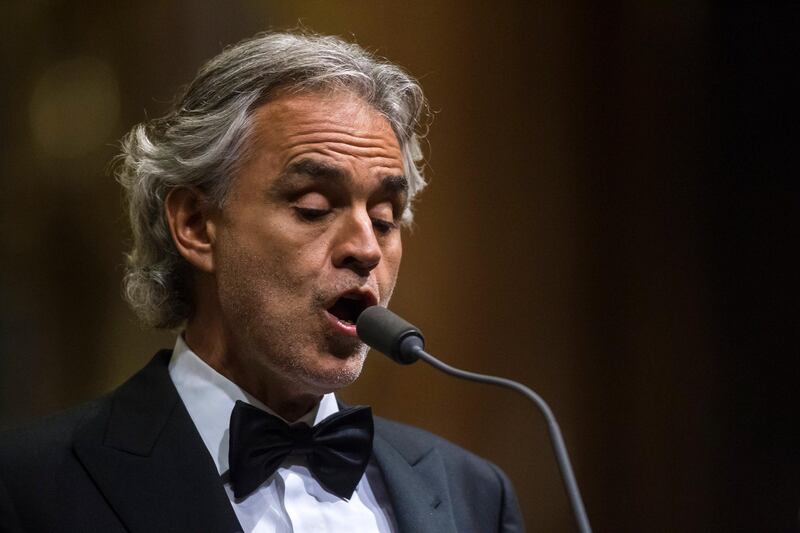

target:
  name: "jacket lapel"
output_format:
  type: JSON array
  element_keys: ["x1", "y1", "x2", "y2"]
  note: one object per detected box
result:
[
  {"x1": 73, "y1": 351, "x2": 242, "y2": 533},
  {"x1": 372, "y1": 430, "x2": 458, "y2": 533}
]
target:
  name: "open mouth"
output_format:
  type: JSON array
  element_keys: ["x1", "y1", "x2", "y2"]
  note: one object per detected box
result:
[{"x1": 326, "y1": 291, "x2": 376, "y2": 327}]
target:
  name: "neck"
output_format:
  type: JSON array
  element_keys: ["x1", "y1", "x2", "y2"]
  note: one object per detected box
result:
[{"x1": 183, "y1": 319, "x2": 321, "y2": 423}]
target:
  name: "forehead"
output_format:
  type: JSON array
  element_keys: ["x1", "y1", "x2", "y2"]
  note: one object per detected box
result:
[{"x1": 246, "y1": 90, "x2": 404, "y2": 173}]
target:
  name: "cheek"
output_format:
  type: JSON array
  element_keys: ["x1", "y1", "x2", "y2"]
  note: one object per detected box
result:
[
  {"x1": 248, "y1": 220, "x2": 330, "y2": 286},
  {"x1": 288, "y1": 236, "x2": 336, "y2": 281},
  {"x1": 387, "y1": 235, "x2": 403, "y2": 269},
  {"x1": 378, "y1": 239, "x2": 402, "y2": 301}
]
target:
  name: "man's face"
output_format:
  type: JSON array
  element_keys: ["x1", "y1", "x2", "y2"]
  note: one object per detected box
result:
[{"x1": 208, "y1": 91, "x2": 406, "y2": 396}]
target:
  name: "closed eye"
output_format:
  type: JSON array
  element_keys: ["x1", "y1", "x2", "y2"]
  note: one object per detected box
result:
[
  {"x1": 294, "y1": 207, "x2": 331, "y2": 221},
  {"x1": 369, "y1": 201, "x2": 397, "y2": 235},
  {"x1": 372, "y1": 217, "x2": 398, "y2": 235}
]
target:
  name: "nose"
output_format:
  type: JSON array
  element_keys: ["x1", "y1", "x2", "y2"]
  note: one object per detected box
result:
[{"x1": 331, "y1": 209, "x2": 382, "y2": 276}]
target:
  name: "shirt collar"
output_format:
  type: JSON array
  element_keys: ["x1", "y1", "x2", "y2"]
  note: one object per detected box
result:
[{"x1": 168, "y1": 334, "x2": 339, "y2": 475}]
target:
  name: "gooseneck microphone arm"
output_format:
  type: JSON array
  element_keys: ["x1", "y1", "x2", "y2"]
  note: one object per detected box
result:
[
  {"x1": 357, "y1": 306, "x2": 592, "y2": 533},
  {"x1": 410, "y1": 345, "x2": 591, "y2": 533}
]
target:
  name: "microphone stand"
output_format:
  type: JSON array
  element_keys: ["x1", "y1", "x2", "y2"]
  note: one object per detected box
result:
[{"x1": 409, "y1": 345, "x2": 592, "y2": 533}]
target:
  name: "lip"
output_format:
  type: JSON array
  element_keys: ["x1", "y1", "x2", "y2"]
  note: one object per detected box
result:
[
  {"x1": 323, "y1": 288, "x2": 378, "y2": 337},
  {"x1": 324, "y1": 309, "x2": 359, "y2": 337}
]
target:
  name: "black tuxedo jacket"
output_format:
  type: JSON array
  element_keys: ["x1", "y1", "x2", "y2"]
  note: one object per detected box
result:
[{"x1": 0, "y1": 351, "x2": 524, "y2": 532}]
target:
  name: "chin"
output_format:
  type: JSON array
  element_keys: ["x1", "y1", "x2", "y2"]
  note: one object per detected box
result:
[{"x1": 302, "y1": 343, "x2": 368, "y2": 392}]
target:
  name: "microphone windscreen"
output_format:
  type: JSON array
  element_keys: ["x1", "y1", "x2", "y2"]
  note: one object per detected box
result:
[{"x1": 356, "y1": 306, "x2": 424, "y2": 364}]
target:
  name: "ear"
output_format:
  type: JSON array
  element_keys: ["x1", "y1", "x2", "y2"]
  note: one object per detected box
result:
[{"x1": 164, "y1": 187, "x2": 217, "y2": 273}]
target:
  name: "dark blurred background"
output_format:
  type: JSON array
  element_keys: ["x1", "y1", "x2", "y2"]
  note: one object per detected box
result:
[{"x1": 1, "y1": 2, "x2": 797, "y2": 532}]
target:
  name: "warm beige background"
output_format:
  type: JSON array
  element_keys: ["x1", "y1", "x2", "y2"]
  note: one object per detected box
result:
[{"x1": 1, "y1": 2, "x2": 796, "y2": 532}]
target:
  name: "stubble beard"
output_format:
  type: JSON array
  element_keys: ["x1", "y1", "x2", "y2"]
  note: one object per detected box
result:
[{"x1": 217, "y1": 248, "x2": 368, "y2": 395}]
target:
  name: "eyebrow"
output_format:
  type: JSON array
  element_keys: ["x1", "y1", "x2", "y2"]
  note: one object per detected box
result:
[
  {"x1": 272, "y1": 158, "x2": 408, "y2": 197},
  {"x1": 283, "y1": 159, "x2": 347, "y2": 182},
  {"x1": 379, "y1": 174, "x2": 409, "y2": 195}
]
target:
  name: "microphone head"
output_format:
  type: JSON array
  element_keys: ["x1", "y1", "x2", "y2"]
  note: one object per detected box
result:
[{"x1": 356, "y1": 306, "x2": 424, "y2": 365}]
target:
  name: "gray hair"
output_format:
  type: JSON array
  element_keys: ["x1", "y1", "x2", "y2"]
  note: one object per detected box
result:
[{"x1": 115, "y1": 31, "x2": 428, "y2": 329}]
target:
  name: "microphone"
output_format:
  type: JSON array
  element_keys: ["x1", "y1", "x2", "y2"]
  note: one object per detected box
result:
[{"x1": 357, "y1": 306, "x2": 592, "y2": 533}]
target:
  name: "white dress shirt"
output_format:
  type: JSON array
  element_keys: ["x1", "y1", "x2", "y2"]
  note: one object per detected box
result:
[{"x1": 168, "y1": 336, "x2": 397, "y2": 533}]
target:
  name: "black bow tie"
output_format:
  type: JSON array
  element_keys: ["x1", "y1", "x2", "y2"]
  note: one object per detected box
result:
[{"x1": 227, "y1": 400, "x2": 374, "y2": 500}]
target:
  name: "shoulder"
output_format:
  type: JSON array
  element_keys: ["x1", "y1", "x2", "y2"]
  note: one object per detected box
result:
[
  {"x1": 0, "y1": 349, "x2": 173, "y2": 467},
  {"x1": 0, "y1": 398, "x2": 107, "y2": 466},
  {"x1": 0, "y1": 398, "x2": 110, "y2": 499},
  {"x1": 0, "y1": 396, "x2": 111, "y2": 527},
  {"x1": 0, "y1": 352, "x2": 172, "y2": 529},
  {"x1": 373, "y1": 415, "x2": 525, "y2": 531}
]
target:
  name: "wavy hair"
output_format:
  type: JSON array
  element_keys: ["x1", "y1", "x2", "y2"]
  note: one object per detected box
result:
[{"x1": 115, "y1": 32, "x2": 428, "y2": 329}]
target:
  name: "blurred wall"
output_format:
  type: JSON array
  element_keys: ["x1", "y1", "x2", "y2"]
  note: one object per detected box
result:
[{"x1": 1, "y1": 2, "x2": 796, "y2": 532}]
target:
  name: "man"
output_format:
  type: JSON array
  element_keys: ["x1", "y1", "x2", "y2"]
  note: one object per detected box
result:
[{"x1": 0, "y1": 32, "x2": 523, "y2": 532}]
